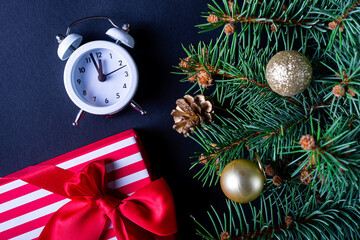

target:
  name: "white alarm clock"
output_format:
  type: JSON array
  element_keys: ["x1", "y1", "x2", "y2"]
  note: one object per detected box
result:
[{"x1": 56, "y1": 16, "x2": 146, "y2": 126}]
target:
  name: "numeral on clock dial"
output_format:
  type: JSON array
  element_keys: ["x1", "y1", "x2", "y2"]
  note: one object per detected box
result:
[{"x1": 73, "y1": 47, "x2": 133, "y2": 109}]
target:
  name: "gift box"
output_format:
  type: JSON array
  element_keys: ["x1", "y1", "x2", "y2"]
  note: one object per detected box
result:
[{"x1": 0, "y1": 129, "x2": 176, "y2": 240}]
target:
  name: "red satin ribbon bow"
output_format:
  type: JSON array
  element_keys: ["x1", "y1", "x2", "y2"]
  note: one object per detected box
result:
[{"x1": 20, "y1": 160, "x2": 177, "y2": 240}]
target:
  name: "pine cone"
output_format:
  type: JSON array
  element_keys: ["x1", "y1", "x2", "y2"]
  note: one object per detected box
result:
[
  {"x1": 328, "y1": 21, "x2": 338, "y2": 30},
  {"x1": 299, "y1": 134, "x2": 316, "y2": 150},
  {"x1": 285, "y1": 216, "x2": 293, "y2": 226},
  {"x1": 171, "y1": 95, "x2": 214, "y2": 137},
  {"x1": 300, "y1": 171, "x2": 312, "y2": 184},
  {"x1": 224, "y1": 22, "x2": 236, "y2": 35},
  {"x1": 220, "y1": 232, "x2": 231, "y2": 240},
  {"x1": 265, "y1": 164, "x2": 275, "y2": 176},
  {"x1": 197, "y1": 70, "x2": 213, "y2": 88},
  {"x1": 207, "y1": 14, "x2": 220, "y2": 23},
  {"x1": 272, "y1": 175, "x2": 283, "y2": 186},
  {"x1": 328, "y1": 21, "x2": 344, "y2": 32},
  {"x1": 332, "y1": 84, "x2": 345, "y2": 97}
]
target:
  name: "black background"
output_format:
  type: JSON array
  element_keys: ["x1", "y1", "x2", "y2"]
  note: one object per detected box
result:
[{"x1": 0, "y1": 1, "x2": 226, "y2": 239}]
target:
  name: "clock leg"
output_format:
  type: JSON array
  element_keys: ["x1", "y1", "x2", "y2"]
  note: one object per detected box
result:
[
  {"x1": 130, "y1": 100, "x2": 147, "y2": 115},
  {"x1": 73, "y1": 109, "x2": 86, "y2": 126}
]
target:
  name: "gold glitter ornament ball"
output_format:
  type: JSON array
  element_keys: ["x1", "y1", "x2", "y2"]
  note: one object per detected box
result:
[
  {"x1": 220, "y1": 159, "x2": 265, "y2": 203},
  {"x1": 266, "y1": 50, "x2": 313, "y2": 96}
]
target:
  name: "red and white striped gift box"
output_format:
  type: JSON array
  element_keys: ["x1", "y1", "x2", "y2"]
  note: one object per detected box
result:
[{"x1": 0, "y1": 129, "x2": 152, "y2": 240}]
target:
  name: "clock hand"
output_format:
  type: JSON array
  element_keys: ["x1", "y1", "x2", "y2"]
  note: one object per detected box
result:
[
  {"x1": 97, "y1": 59, "x2": 106, "y2": 82},
  {"x1": 105, "y1": 65, "x2": 127, "y2": 77},
  {"x1": 89, "y1": 53, "x2": 100, "y2": 72},
  {"x1": 89, "y1": 53, "x2": 106, "y2": 82}
]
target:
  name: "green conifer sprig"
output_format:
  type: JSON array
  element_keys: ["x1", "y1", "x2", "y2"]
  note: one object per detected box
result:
[
  {"x1": 197, "y1": 0, "x2": 360, "y2": 53},
  {"x1": 195, "y1": 186, "x2": 360, "y2": 239},
  {"x1": 287, "y1": 116, "x2": 360, "y2": 197},
  {"x1": 318, "y1": 40, "x2": 360, "y2": 115}
]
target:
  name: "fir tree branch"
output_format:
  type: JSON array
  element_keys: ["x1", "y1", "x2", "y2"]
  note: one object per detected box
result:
[
  {"x1": 191, "y1": 59, "x2": 271, "y2": 89},
  {"x1": 195, "y1": 189, "x2": 360, "y2": 240},
  {"x1": 287, "y1": 117, "x2": 360, "y2": 196},
  {"x1": 221, "y1": 13, "x2": 312, "y2": 27},
  {"x1": 211, "y1": 102, "x2": 328, "y2": 161},
  {"x1": 231, "y1": 206, "x2": 360, "y2": 239},
  {"x1": 334, "y1": 0, "x2": 360, "y2": 24}
]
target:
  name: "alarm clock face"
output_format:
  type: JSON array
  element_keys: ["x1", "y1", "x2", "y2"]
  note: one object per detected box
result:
[{"x1": 64, "y1": 40, "x2": 138, "y2": 115}]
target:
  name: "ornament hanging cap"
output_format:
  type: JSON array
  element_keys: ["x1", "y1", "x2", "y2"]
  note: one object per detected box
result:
[{"x1": 254, "y1": 152, "x2": 266, "y2": 181}]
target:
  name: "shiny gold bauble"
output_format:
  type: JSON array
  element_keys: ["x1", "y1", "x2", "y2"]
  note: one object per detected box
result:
[
  {"x1": 266, "y1": 50, "x2": 313, "y2": 96},
  {"x1": 220, "y1": 159, "x2": 265, "y2": 203}
]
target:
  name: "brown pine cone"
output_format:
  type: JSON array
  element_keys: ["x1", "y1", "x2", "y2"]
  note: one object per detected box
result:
[
  {"x1": 285, "y1": 216, "x2": 293, "y2": 226},
  {"x1": 265, "y1": 165, "x2": 275, "y2": 176},
  {"x1": 224, "y1": 22, "x2": 236, "y2": 35},
  {"x1": 332, "y1": 84, "x2": 345, "y2": 97},
  {"x1": 328, "y1": 21, "x2": 338, "y2": 30},
  {"x1": 220, "y1": 232, "x2": 231, "y2": 240},
  {"x1": 197, "y1": 70, "x2": 213, "y2": 88},
  {"x1": 299, "y1": 134, "x2": 316, "y2": 150},
  {"x1": 272, "y1": 175, "x2": 283, "y2": 186},
  {"x1": 171, "y1": 95, "x2": 214, "y2": 137},
  {"x1": 300, "y1": 171, "x2": 312, "y2": 184},
  {"x1": 328, "y1": 21, "x2": 344, "y2": 32},
  {"x1": 207, "y1": 14, "x2": 220, "y2": 23}
]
